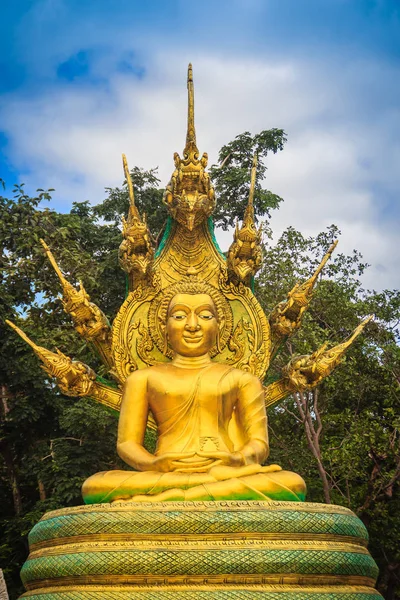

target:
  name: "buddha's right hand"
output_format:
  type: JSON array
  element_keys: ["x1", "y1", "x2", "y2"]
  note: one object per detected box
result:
[
  {"x1": 197, "y1": 451, "x2": 246, "y2": 467},
  {"x1": 149, "y1": 452, "x2": 196, "y2": 472}
]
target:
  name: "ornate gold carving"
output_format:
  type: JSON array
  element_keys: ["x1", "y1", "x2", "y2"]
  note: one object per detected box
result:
[
  {"x1": 269, "y1": 240, "x2": 338, "y2": 353},
  {"x1": 111, "y1": 278, "x2": 163, "y2": 379},
  {"x1": 23, "y1": 574, "x2": 378, "y2": 591},
  {"x1": 30, "y1": 532, "x2": 368, "y2": 552},
  {"x1": 20, "y1": 584, "x2": 383, "y2": 596},
  {"x1": 6, "y1": 321, "x2": 96, "y2": 397},
  {"x1": 29, "y1": 539, "x2": 369, "y2": 559},
  {"x1": 40, "y1": 239, "x2": 113, "y2": 369},
  {"x1": 227, "y1": 155, "x2": 262, "y2": 285},
  {"x1": 154, "y1": 220, "x2": 226, "y2": 287},
  {"x1": 90, "y1": 381, "x2": 122, "y2": 412},
  {"x1": 163, "y1": 64, "x2": 215, "y2": 231},
  {"x1": 219, "y1": 276, "x2": 271, "y2": 378},
  {"x1": 264, "y1": 379, "x2": 295, "y2": 410},
  {"x1": 282, "y1": 316, "x2": 373, "y2": 392},
  {"x1": 38, "y1": 499, "x2": 359, "y2": 520},
  {"x1": 130, "y1": 320, "x2": 157, "y2": 366},
  {"x1": 119, "y1": 154, "x2": 154, "y2": 290}
]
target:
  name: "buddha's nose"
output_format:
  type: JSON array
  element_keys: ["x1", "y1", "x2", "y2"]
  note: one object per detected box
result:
[{"x1": 186, "y1": 313, "x2": 200, "y2": 331}]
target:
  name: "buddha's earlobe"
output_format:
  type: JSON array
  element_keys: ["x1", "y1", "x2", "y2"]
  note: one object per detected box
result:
[
  {"x1": 216, "y1": 327, "x2": 222, "y2": 354},
  {"x1": 162, "y1": 328, "x2": 169, "y2": 355}
]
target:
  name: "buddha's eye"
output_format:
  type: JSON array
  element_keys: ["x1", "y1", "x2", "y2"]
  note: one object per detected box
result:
[
  {"x1": 199, "y1": 312, "x2": 214, "y2": 320},
  {"x1": 171, "y1": 313, "x2": 186, "y2": 320}
]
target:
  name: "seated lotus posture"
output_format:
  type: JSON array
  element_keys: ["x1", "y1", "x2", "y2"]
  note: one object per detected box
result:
[{"x1": 82, "y1": 291, "x2": 306, "y2": 503}]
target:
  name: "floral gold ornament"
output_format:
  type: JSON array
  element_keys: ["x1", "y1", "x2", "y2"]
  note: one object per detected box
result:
[{"x1": 8, "y1": 64, "x2": 382, "y2": 599}]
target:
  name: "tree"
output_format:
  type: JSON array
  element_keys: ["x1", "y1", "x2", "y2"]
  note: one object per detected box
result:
[
  {"x1": 209, "y1": 129, "x2": 286, "y2": 229},
  {"x1": 256, "y1": 226, "x2": 400, "y2": 599},
  {"x1": 0, "y1": 187, "x2": 124, "y2": 597}
]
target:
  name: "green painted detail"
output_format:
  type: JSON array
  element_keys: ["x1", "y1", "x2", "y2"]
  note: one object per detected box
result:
[
  {"x1": 20, "y1": 590, "x2": 383, "y2": 600},
  {"x1": 155, "y1": 217, "x2": 173, "y2": 258},
  {"x1": 95, "y1": 375, "x2": 118, "y2": 389},
  {"x1": 125, "y1": 274, "x2": 129, "y2": 299},
  {"x1": 21, "y1": 549, "x2": 378, "y2": 585},
  {"x1": 83, "y1": 483, "x2": 304, "y2": 505},
  {"x1": 207, "y1": 217, "x2": 226, "y2": 259},
  {"x1": 29, "y1": 507, "x2": 368, "y2": 546}
]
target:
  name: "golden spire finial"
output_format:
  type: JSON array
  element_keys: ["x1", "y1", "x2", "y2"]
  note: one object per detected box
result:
[
  {"x1": 185, "y1": 63, "x2": 198, "y2": 157},
  {"x1": 6, "y1": 320, "x2": 96, "y2": 395},
  {"x1": 40, "y1": 239, "x2": 77, "y2": 297},
  {"x1": 162, "y1": 64, "x2": 215, "y2": 230},
  {"x1": 5, "y1": 319, "x2": 72, "y2": 378},
  {"x1": 244, "y1": 153, "x2": 258, "y2": 224},
  {"x1": 307, "y1": 239, "x2": 339, "y2": 287},
  {"x1": 122, "y1": 153, "x2": 139, "y2": 220},
  {"x1": 6, "y1": 320, "x2": 41, "y2": 354},
  {"x1": 283, "y1": 315, "x2": 373, "y2": 392}
]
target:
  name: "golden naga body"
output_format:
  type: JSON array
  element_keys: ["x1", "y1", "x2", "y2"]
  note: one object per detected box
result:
[{"x1": 7, "y1": 64, "x2": 372, "y2": 506}]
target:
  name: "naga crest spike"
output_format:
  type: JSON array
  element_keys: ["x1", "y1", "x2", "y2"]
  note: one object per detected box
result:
[
  {"x1": 185, "y1": 63, "x2": 198, "y2": 158},
  {"x1": 122, "y1": 153, "x2": 139, "y2": 220}
]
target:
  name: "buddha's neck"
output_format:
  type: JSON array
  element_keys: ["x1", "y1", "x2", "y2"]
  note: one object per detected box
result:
[{"x1": 172, "y1": 353, "x2": 211, "y2": 369}]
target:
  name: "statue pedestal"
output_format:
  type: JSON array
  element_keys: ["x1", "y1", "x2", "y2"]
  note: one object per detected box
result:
[{"x1": 20, "y1": 501, "x2": 383, "y2": 599}]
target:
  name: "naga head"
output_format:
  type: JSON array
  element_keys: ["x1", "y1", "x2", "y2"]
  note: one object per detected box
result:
[
  {"x1": 119, "y1": 154, "x2": 154, "y2": 279},
  {"x1": 163, "y1": 64, "x2": 215, "y2": 231}
]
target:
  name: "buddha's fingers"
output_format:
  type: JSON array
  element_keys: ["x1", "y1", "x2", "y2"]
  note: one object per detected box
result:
[
  {"x1": 260, "y1": 464, "x2": 282, "y2": 473},
  {"x1": 208, "y1": 463, "x2": 261, "y2": 481}
]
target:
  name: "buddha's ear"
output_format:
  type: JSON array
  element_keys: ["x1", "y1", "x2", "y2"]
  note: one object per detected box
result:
[
  {"x1": 216, "y1": 325, "x2": 223, "y2": 354},
  {"x1": 161, "y1": 324, "x2": 169, "y2": 355}
]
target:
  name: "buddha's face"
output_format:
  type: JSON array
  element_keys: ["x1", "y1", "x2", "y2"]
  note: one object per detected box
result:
[{"x1": 166, "y1": 293, "x2": 218, "y2": 357}]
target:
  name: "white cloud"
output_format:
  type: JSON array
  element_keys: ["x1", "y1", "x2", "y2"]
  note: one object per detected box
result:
[{"x1": 1, "y1": 52, "x2": 399, "y2": 290}]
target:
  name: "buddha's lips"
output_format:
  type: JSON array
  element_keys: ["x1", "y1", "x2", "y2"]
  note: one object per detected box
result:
[{"x1": 183, "y1": 335, "x2": 203, "y2": 343}]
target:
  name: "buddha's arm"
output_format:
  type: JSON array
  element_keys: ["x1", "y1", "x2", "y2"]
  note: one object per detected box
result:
[
  {"x1": 117, "y1": 370, "x2": 155, "y2": 471},
  {"x1": 235, "y1": 373, "x2": 269, "y2": 465}
]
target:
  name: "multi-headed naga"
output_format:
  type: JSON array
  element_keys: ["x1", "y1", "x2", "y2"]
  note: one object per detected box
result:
[{"x1": 7, "y1": 64, "x2": 371, "y2": 503}]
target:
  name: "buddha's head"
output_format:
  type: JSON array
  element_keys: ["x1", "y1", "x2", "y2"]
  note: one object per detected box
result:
[
  {"x1": 166, "y1": 293, "x2": 218, "y2": 357},
  {"x1": 150, "y1": 278, "x2": 233, "y2": 359}
]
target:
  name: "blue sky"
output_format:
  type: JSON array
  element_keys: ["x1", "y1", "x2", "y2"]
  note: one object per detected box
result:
[{"x1": 1, "y1": 0, "x2": 399, "y2": 289}]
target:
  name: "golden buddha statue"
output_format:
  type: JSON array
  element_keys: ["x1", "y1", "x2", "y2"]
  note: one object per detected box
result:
[
  {"x1": 6, "y1": 64, "x2": 372, "y2": 510},
  {"x1": 82, "y1": 283, "x2": 306, "y2": 504},
  {"x1": 8, "y1": 65, "x2": 383, "y2": 600}
]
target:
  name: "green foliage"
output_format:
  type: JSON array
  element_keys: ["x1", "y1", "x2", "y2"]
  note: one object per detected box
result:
[
  {"x1": 0, "y1": 185, "x2": 124, "y2": 597},
  {"x1": 94, "y1": 166, "x2": 167, "y2": 243},
  {"x1": 209, "y1": 129, "x2": 286, "y2": 229},
  {"x1": 256, "y1": 226, "x2": 400, "y2": 599}
]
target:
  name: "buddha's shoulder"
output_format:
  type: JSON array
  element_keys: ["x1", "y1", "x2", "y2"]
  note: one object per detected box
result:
[{"x1": 211, "y1": 363, "x2": 262, "y2": 385}]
